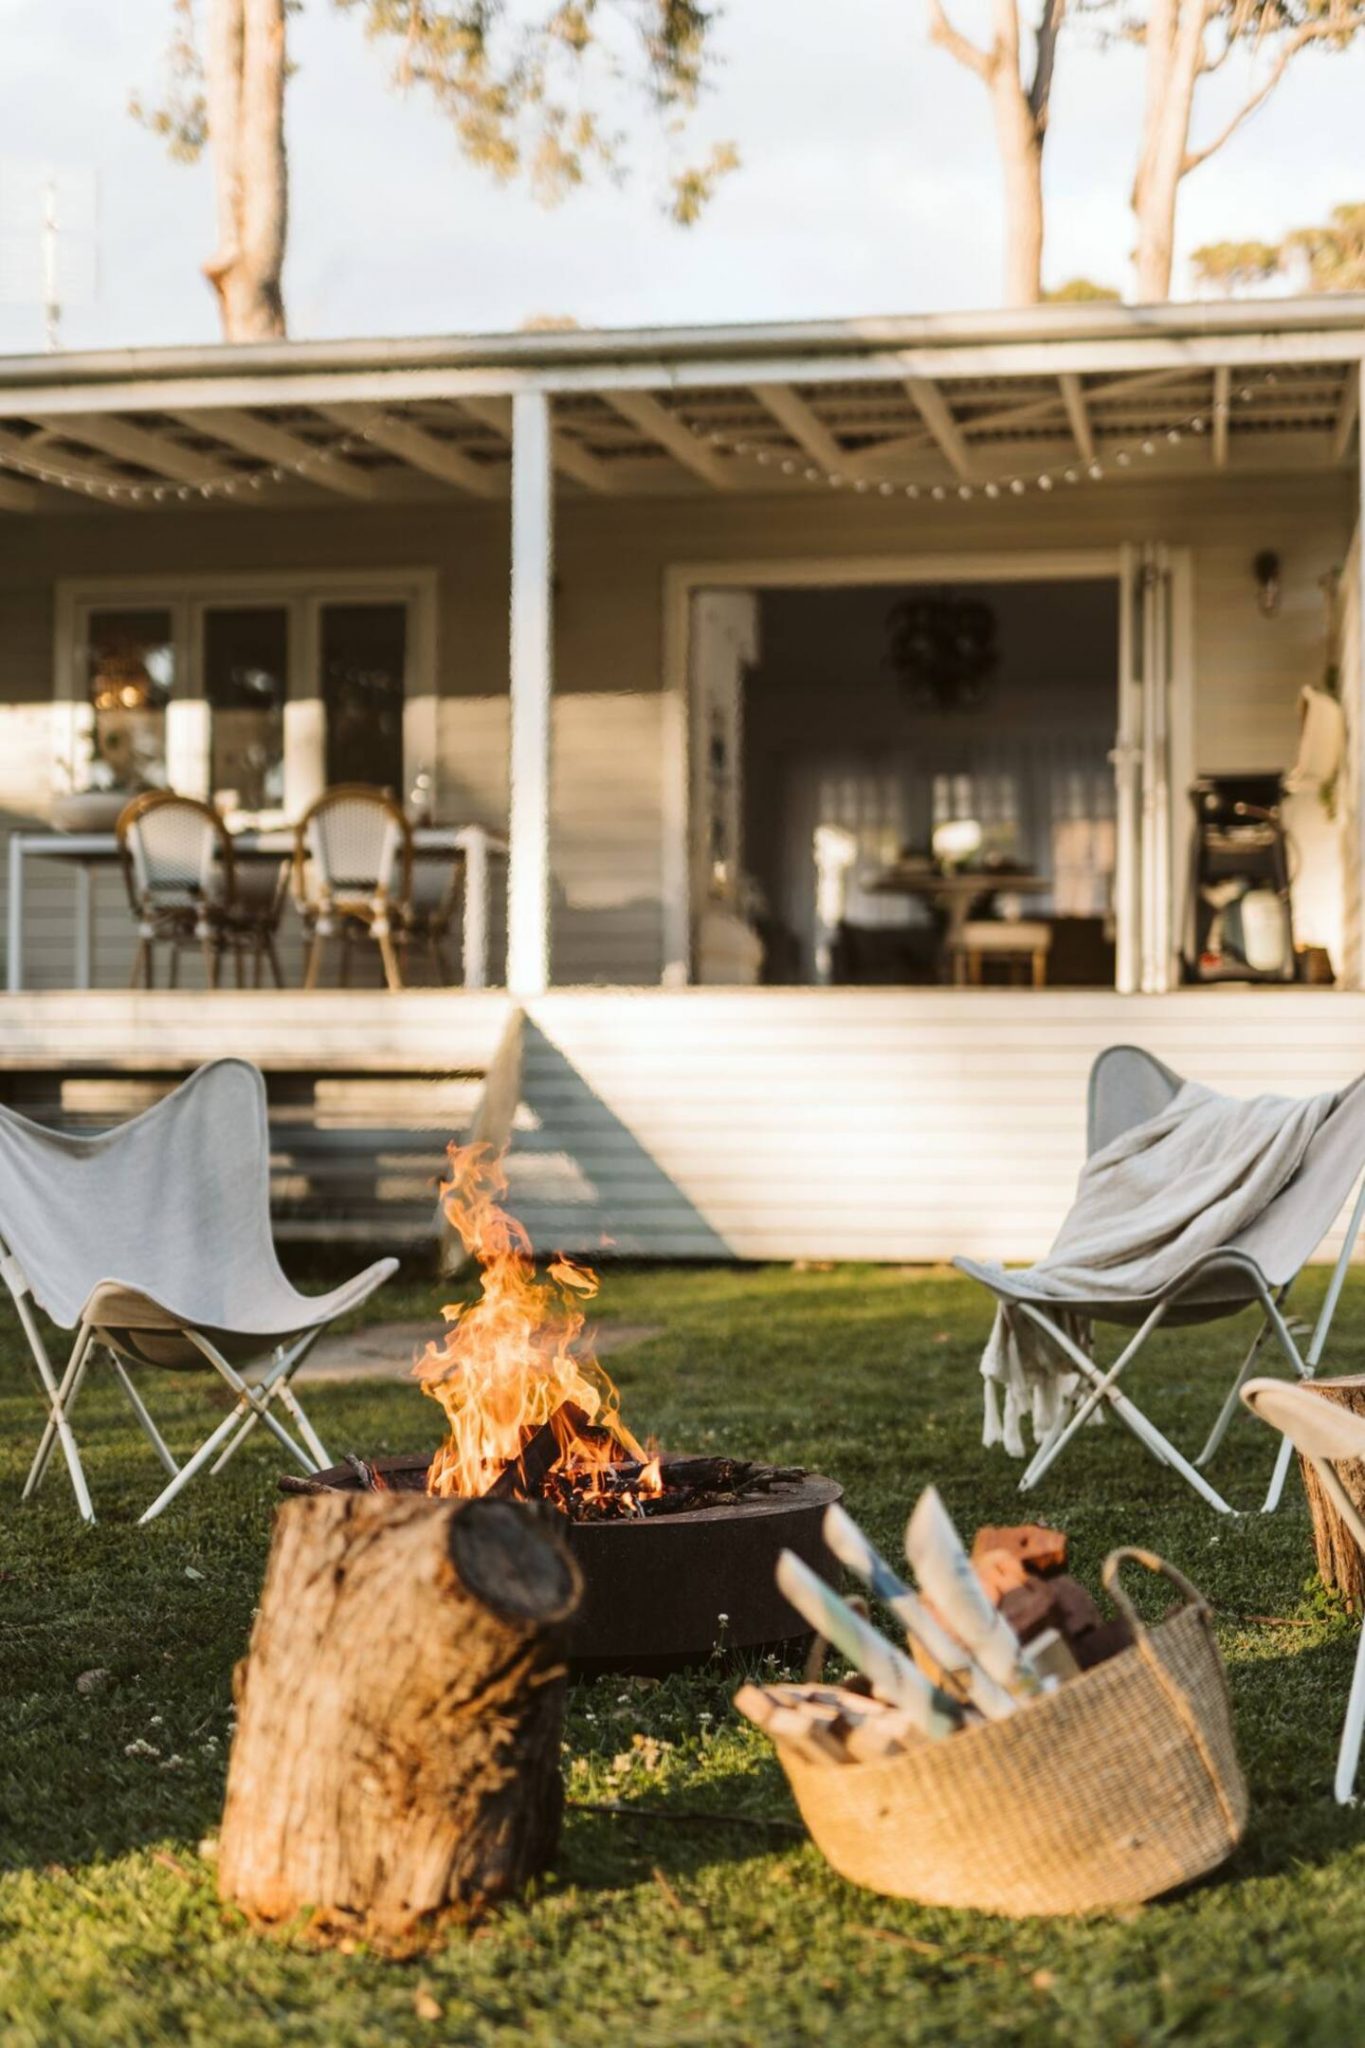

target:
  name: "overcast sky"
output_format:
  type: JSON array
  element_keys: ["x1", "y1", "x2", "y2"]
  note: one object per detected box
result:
[{"x1": 0, "y1": 0, "x2": 1360, "y2": 352}]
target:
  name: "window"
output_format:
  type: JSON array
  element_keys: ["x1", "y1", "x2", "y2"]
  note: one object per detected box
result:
[
  {"x1": 83, "y1": 607, "x2": 175, "y2": 791},
  {"x1": 320, "y1": 601, "x2": 407, "y2": 794},
  {"x1": 204, "y1": 606, "x2": 288, "y2": 814},
  {"x1": 60, "y1": 574, "x2": 433, "y2": 821}
]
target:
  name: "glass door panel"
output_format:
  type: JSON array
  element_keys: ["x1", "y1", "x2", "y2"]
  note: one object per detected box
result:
[
  {"x1": 320, "y1": 601, "x2": 407, "y2": 794},
  {"x1": 83, "y1": 606, "x2": 175, "y2": 790},
  {"x1": 204, "y1": 605, "x2": 288, "y2": 814}
]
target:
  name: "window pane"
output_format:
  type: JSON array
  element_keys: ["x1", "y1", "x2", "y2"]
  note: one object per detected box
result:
[
  {"x1": 84, "y1": 607, "x2": 174, "y2": 791},
  {"x1": 320, "y1": 602, "x2": 406, "y2": 794},
  {"x1": 205, "y1": 606, "x2": 288, "y2": 814}
]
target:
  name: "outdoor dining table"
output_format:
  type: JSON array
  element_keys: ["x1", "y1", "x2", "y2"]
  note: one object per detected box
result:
[
  {"x1": 867, "y1": 861, "x2": 1049, "y2": 963},
  {"x1": 5, "y1": 820, "x2": 506, "y2": 993}
]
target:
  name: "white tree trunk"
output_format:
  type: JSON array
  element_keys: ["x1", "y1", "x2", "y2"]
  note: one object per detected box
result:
[
  {"x1": 203, "y1": 0, "x2": 288, "y2": 340},
  {"x1": 992, "y1": 78, "x2": 1045, "y2": 306},
  {"x1": 1132, "y1": 0, "x2": 1206, "y2": 302}
]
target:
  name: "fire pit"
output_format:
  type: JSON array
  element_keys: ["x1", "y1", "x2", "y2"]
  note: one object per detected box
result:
[
  {"x1": 289, "y1": 1452, "x2": 842, "y2": 1674},
  {"x1": 283, "y1": 1142, "x2": 842, "y2": 1672}
]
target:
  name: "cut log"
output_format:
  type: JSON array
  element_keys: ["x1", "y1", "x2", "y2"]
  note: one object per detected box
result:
[
  {"x1": 218, "y1": 1490, "x2": 581, "y2": 1947},
  {"x1": 1298, "y1": 1378, "x2": 1365, "y2": 1612}
]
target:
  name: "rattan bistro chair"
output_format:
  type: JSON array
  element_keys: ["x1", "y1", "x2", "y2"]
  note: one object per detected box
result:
[
  {"x1": 117, "y1": 791, "x2": 233, "y2": 988},
  {"x1": 293, "y1": 786, "x2": 412, "y2": 991}
]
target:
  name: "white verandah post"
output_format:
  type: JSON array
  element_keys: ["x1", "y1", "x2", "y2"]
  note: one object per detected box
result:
[{"x1": 506, "y1": 389, "x2": 554, "y2": 996}]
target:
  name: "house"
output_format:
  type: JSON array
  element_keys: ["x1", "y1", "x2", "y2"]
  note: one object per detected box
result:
[{"x1": 0, "y1": 295, "x2": 1361, "y2": 1260}]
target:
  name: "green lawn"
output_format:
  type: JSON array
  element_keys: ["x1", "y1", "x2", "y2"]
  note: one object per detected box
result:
[{"x1": 3, "y1": 1259, "x2": 1365, "y2": 2047}]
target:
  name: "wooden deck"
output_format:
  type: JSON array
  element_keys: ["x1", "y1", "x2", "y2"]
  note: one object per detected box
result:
[{"x1": 1, "y1": 985, "x2": 1362, "y2": 1260}]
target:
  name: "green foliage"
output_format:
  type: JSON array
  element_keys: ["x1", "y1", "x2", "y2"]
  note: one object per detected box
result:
[
  {"x1": 338, "y1": 0, "x2": 735, "y2": 221},
  {"x1": 1193, "y1": 205, "x2": 1365, "y2": 296},
  {"x1": 134, "y1": 0, "x2": 736, "y2": 224},
  {"x1": 5, "y1": 1258, "x2": 1365, "y2": 2044},
  {"x1": 1042, "y1": 276, "x2": 1121, "y2": 301},
  {"x1": 129, "y1": 0, "x2": 207, "y2": 164},
  {"x1": 1284, "y1": 202, "x2": 1365, "y2": 292},
  {"x1": 1190, "y1": 240, "x2": 1284, "y2": 294}
]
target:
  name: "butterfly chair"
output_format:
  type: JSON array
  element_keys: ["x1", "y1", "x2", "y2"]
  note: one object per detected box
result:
[
  {"x1": 5, "y1": 1059, "x2": 396, "y2": 1524},
  {"x1": 956, "y1": 1045, "x2": 1365, "y2": 1516},
  {"x1": 1241, "y1": 1378, "x2": 1365, "y2": 1801},
  {"x1": 294, "y1": 785, "x2": 412, "y2": 991}
]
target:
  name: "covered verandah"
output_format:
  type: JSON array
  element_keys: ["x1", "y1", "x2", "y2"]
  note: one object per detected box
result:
[{"x1": 0, "y1": 299, "x2": 1361, "y2": 1254}]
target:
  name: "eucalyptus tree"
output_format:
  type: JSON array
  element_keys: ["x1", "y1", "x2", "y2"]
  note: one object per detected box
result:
[
  {"x1": 134, "y1": 0, "x2": 733, "y2": 340},
  {"x1": 926, "y1": 0, "x2": 1068, "y2": 306}
]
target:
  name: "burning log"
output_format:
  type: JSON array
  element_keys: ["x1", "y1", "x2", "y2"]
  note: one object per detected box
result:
[{"x1": 218, "y1": 1490, "x2": 581, "y2": 1948}]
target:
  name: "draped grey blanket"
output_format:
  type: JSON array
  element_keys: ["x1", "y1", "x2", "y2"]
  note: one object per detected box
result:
[{"x1": 978, "y1": 1079, "x2": 1336, "y2": 1456}]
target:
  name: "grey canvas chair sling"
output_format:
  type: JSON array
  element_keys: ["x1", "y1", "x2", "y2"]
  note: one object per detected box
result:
[
  {"x1": 956, "y1": 1045, "x2": 1365, "y2": 1516},
  {"x1": 1, "y1": 1059, "x2": 396, "y2": 1524}
]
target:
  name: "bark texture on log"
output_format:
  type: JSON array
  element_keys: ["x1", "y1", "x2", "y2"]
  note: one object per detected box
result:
[
  {"x1": 1299, "y1": 1379, "x2": 1365, "y2": 1612},
  {"x1": 218, "y1": 1491, "x2": 580, "y2": 1946}
]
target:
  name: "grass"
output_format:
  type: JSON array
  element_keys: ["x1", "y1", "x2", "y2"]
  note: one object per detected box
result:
[{"x1": 3, "y1": 1258, "x2": 1365, "y2": 2046}]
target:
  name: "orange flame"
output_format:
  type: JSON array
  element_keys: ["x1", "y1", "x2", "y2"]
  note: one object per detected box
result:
[{"x1": 417, "y1": 1142, "x2": 659, "y2": 1508}]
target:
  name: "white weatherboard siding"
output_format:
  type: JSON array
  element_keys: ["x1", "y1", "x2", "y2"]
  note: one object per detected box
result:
[
  {"x1": 0, "y1": 985, "x2": 1361, "y2": 1263},
  {"x1": 506, "y1": 988, "x2": 1365, "y2": 1263}
]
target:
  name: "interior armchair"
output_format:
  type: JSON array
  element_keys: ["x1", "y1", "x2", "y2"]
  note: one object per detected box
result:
[{"x1": 293, "y1": 785, "x2": 413, "y2": 991}]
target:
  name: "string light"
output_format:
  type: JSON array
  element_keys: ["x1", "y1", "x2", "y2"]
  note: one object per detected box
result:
[
  {"x1": 692, "y1": 366, "x2": 1285, "y2": 502},
  {"x1": 0, "y1": 410, "x2": 391, "y2": 506}
]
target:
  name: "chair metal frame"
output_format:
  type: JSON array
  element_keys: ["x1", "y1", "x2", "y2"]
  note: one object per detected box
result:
[
  {"x1": 1241, "y1": 1377, "x2": 1365, "y2": 1802},
  {"x1": 15, "y1": 1276, "x2": 334, "y2": 1526},
  {"x1": 961, "y1": 1044, "x2": 1365, "y2": 1517}
]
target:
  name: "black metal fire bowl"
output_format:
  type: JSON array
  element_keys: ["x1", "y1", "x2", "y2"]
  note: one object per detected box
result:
[{"x1": 283, "y1": 1453, "x2": 843, "y2": 1677}]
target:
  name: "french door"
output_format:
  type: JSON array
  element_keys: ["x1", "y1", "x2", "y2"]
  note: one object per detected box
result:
[{"x1": 1116, "y1": 543, "x2": 1185, "y2": 993}]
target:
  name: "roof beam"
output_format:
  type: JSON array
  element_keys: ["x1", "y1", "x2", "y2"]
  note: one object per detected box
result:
[
  {"x1": 1059, "y1": 374, "x2": 1094, "y2": 462},
  {"x1": 752, "y1": 382, "x2": 848, "y2": 472},
  {"x1": 46, "y1": 411, "x2": 237, "y2": 487},
  {"x1": 601, "y1": 389, "x2": 737, "y2": 489},
  {"x1": 172, "y1": 408, "x2": 381, "y2": 499},
  {"x1": 457, "y1": 393, "x2": 613, "y2": 492},
  {"x1": 904, "y1": 377, "x2": 973, "y2": 479},
  {"x1": 1333, "y1": 366, "x2": 1360, "y2": 463},
  {"x1": 1212, "y1": 367, "x2": 1231, "y2": 468},
  {"x1": 315, "y1": 403, "x2": 504, "y2": 498}
]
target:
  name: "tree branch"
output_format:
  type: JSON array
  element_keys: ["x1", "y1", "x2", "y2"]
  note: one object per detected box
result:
[
  {"x1": 1028, "y1": 0, "x2": 1068, "y2": 127},
  {"x1": 926, "y1": 0, "x2": 998, "y2": 81},
  {"x1": 1182, "y1": 19, "x2": 1342, "y2": 173}
]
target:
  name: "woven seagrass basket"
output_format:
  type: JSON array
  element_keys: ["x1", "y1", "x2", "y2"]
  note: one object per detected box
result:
[{"x1": 776, "y1": 1548, "x2": 1247, "y2": 1917}]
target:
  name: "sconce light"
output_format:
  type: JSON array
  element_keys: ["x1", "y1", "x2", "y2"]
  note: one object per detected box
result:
[{"x1": 1253, "y1": 550, "x2": 1281, "y2": 618}]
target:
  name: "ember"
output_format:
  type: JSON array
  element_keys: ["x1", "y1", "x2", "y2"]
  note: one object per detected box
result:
[{"x1": 416, "y1": 1143, "x2": 665, "y2": 1519}]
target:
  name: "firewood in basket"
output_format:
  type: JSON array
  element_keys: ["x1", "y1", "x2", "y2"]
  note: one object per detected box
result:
[
  {"x1": 775, "y1": 1551, "x2": 964, "y2": 1739},
  {"x1": 822, "y1": 1504, "x2": 1016, "y2": 1722},
  {"x1": 970, "y1": 1523, "x2": 1067, "y2": 1578},
  {"x1": 906, "y1": 1488, "x2": 1045, "y2": 1700},
  {"x1": 972, "y1": 1545, "x2": 1032, "y2": 1603}
]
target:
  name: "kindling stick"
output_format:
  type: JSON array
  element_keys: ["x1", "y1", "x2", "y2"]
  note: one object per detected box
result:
[
  {"x1": 822, "y1": 1503, "x2": 1016, "y2": 1722},
  {"x1": 906, "y1": 1488, "x2": 1044, "y2": 1700},
  {"x1": 775, "y1": 1550, "x2": 963, "y2": 1739}
]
